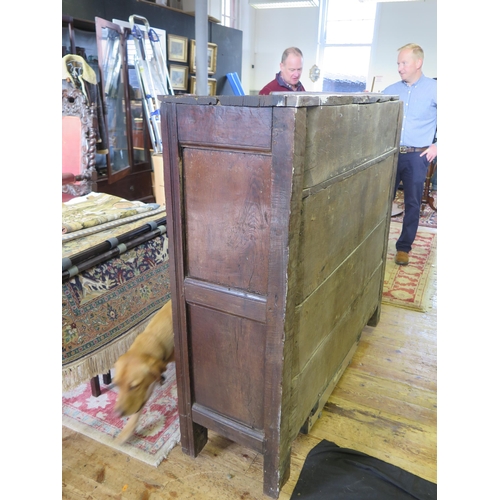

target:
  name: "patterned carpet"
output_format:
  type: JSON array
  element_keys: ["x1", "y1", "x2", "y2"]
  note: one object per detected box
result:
[
  {"x1": 383, "y1": 222, "x2": 437, "y2": 312},
  {"x1": 391, "y1": 189, "x2": 437, "y2": 229},
  {"x1": 62, "y1": 363, "x2": 180, "y2": 467}
]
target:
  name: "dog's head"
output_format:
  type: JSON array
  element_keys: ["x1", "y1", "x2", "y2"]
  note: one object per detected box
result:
[{"x1": 113, "y1": 351, "x2": 166, "y2": 417}]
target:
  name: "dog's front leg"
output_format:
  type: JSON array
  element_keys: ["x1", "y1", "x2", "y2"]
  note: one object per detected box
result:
[{"x1": 115, "y1": 412, "x2": 141, "y2": 444}]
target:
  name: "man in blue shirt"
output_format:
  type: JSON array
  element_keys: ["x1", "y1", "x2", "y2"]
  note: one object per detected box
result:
[{"x1": 383, "y1": 43, "x2": 437, "y2": 265}]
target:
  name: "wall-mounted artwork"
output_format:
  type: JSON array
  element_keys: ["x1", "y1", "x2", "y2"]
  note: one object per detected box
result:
[
  {"x1": 167, "y1": 34, "x2": 188, "y2": 63},
  {"x1": 189, "y1": 40, "x2": 218, "y2": 75},
  {"x1": 190, "y1": 76, "x2": 217, "y2": 96},
  {"x1": 170, "y1": 64, "x2": 188, "y2": 90}
]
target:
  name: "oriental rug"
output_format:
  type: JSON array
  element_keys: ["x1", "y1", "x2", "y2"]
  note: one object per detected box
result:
[
  {"x1": 291, "y1": 439, "x2": 437, "y2": 499},
  {"x1": 62, "y1": 192, "x2": 161, "y2": 235},
  {"x1": 391, "y1": 189, "x2": 437, "y2": 229},
  {"x1": 62, "y1": 362, "x2": 180, "y2": 467},
  {"x1": 62, "y1": 234, "x2": 170, "y2": 391},
  {"x1": 382, "y1": 222, "x2": 437, "y2": 312}
]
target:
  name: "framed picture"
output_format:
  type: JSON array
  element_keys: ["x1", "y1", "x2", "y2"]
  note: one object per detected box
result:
[
  {"x1": 167, "y1": 34, "x2": 188, "y2": 63},
  {"x1": 169, "y1": 64, "x2": 188, "y2": 91},
  {"x1": 189, "y1": 40, "x2": 218, "y2": 75},
  {"x1": 208, "y1": 78, "x2": 217, "y2": 96},
  {"x1": 190, "y1": 76, "x2": 217, "y2": 96}
]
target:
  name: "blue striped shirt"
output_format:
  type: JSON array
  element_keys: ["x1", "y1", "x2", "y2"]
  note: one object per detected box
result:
[{"x1": 383, "y1": 74, "x2": 437, "y2": 147}]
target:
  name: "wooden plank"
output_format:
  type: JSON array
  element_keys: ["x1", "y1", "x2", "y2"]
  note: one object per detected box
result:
[
  {"x1": 292, "y1": 268, "x2": 381, "y2": 432},
  {"x1": 184, "y1": 277, "x2": 267, "y2": 323},
  {"x1": 310, "y1": 398, "x2": 437, "y2": 483},
  {"x1": 177, "y1": 104, "x2": 273, "y2": 150},
  {"x1": 354, "y1": 340, "x2": 437, "y2": 381},
  {"x1": 297, "y1": 158, "x2": 393, "y2": 302},
  {"x1": 303, "y1": 101, "x2": 401, "y2": 188},
  {"x1": 162, "y1": 100, "x2": 209, "y2": 459},
  {"x1": 348, "y1": 352, "x2": 437, "y2": 393},
  {"x1": 294, "y1": 222, "x2": 386, "y2": 372},
  {"x1": 183, "y1": 148, "x2": 273, "y2": 295},
  {"x1": 63, "y1": 427, "x2": 272, "y2": 500},
  {"x1": 188, "y1": 303, "x2": 266, "y2": 430},
  {"x1": 299, "y1": 339, "x2": 359, "y2": 434},
  {"x1": 357, "y1": 336, "x2": 437, "y2": 365},
  {"x1": 334, "y1": 371, "x2": 437, "y2": 425},
  {"x1": 259, "y1": 105, "x2": 301, "y2": 498},
  {"x1": 192, "y1": 403, "x2": 265, "y2": 452},
  {"x1": 360, "y1": 328, "x2": 438, "y2": 357}
]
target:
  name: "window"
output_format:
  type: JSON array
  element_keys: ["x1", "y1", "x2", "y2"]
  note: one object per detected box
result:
[
  {"x1": 221, "y1": 0, "x2": 239, "y2": 29},
  {"x1": 319, "y1": 0, "x2": 376, "y2": 92}
]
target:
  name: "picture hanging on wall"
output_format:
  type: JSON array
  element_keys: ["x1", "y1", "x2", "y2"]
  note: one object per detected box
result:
[
  {"x1": 167, "y1": 34, "x2": 188, "y2": 63},
  {"x1": 190, "y1": 76, "x2": 217, "y2": 96},
  {"x1": 169, "y1": 64, "x2": 189, "y2": 90},
  {"x1": 189, "y1": 40, "x2": 218, "y2": 75}
]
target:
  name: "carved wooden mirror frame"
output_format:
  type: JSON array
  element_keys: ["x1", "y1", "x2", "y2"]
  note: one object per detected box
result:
[{"x1": 62, "y1": 87, "x2": 97, "y2": 197}]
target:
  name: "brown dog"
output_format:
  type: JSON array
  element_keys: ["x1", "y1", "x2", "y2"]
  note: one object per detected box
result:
[{"x1": 113, "y1": 299, "x2": 175, "y2": 444}]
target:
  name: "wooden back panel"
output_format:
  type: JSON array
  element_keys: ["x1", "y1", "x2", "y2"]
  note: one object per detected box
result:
[{"x1": 162, "y1": 101, "x2": 297, "y2": 461}]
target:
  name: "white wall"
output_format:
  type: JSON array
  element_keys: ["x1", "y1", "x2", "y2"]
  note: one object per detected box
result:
[
  {"x1": 241, "y1": 5, "x2": 320, "y2": 94},
  {"x1": 368, "y1": 0, "x2": 437, "y2": 92},
  {"x1": 250, "y1": 7, "x2": 320, "y2": 93},
  {"x1": 240, "y1": 0, "x2": 437, "y2": 95}
]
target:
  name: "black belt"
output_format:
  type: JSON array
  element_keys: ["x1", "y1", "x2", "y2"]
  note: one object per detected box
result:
[{"x1": 399, "y1": 146, "x2": 427, "y2": 154}]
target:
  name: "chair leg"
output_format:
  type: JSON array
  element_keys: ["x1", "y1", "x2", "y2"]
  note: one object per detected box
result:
[
  {"x1": 103, "y1": 371, "x2": 112, "y2": 385},
  {"x1": 90, "y1": 375, "x2": 101, "y2": 397},
  {"x1": 421, "y1": 160, "x2": 437, "y2": 213}
]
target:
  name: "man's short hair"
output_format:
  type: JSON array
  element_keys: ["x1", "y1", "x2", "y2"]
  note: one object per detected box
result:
[
  {"x1": 281, "y1": 47, "x2": 303, "y2": 63},
  {"x1": 398, "y1": 43, "x2": 424, "y2": 60}
]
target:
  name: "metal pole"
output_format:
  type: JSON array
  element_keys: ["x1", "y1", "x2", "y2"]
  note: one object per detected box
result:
[{"x1": 195, "y1": 0, "x2": 208, "y2": 96}]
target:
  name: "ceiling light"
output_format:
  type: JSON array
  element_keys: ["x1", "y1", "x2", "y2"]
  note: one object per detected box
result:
[
  {"x1": 359, "y1": 0, "x2": 424, "y2": 3},
  {"x1": 249, "y1": 0, "x2": 319, "y2": 9}
]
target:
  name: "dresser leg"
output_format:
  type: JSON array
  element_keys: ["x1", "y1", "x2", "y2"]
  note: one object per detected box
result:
[
  {"x1": 180, "y1": 420, "x2": 208, "y2": 458},
  {"x1": 263, "y1": 447, "x2": 290, "y2": 498},
  {"x1": 367, "y1": 303, "x2": 381, "y2": 327}
]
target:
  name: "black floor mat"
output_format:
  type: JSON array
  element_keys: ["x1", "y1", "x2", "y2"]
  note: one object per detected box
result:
[{"x1": 291, "y1": 440, "x2": 437, "y2": 499}]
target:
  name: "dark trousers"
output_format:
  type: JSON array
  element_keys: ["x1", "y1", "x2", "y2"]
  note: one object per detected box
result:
[{"x1": 393, "y1": 152, "x2": 429, "y2": 253}]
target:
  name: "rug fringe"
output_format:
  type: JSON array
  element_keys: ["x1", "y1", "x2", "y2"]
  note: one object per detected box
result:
[
  {"x1": 153, "y1": 434, "x2": 181, "y2": 467},
  {"x1": 62, "y1": 317, "x2": 152, "y2": 392},
  {"x1": 62, "y1": 414, "x2": 180, "y2": 467}
]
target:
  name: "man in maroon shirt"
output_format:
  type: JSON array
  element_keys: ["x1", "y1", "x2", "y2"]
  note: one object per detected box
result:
[{"x1": 259, "y1": 47, "x2": 306, "y2": 95}]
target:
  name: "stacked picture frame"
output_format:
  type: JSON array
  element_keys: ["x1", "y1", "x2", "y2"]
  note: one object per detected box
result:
[
  {"x1": 167, "y1": 34, "x2": 189, "y2": 91},
  {"x1": 167, "y1": 34, "x2": 217, "y2": 95}
]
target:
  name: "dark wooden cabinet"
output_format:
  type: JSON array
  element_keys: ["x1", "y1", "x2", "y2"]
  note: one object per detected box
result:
[
  {"x1": 160, "y1": 93, "x2": 403, "y2": 497},
  {"x1": 95, "y1": 166, "x2": 153, "y2": 200},
  {"x1": 63, "y1": 0, "x2": 244, "y2": 204},
  {"x1": 63, "y1": 15, "x2": 155, "y2": 203}
]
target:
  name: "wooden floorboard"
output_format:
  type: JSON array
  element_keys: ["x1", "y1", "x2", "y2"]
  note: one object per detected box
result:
[{"x1": 62, "y1": 263, "x2": 437, "y2": 499}]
